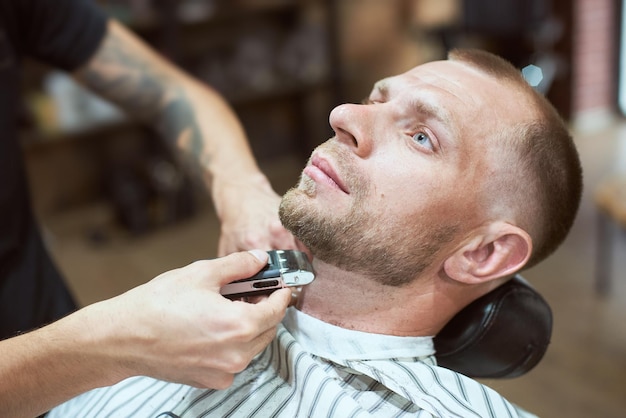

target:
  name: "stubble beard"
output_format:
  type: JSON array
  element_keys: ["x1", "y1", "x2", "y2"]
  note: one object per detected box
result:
[{"x1": 279, "y1": 155, "x2": 459, "y2": 287}]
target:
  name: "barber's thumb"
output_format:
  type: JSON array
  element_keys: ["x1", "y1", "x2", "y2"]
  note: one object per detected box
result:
[
  {"x1": 247, "y1": 249, "x2": 269, "y2": 264},
  {"x1": 214, "y1": 250, "x2": 269, "y2": 287}
]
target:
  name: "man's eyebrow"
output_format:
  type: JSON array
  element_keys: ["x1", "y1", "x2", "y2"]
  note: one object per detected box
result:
[
  {"x1": 411, "y1": 98, "x2": 458, "y2": 144},
  {"x1": 373, "y1": 80, "x2": 449, "y2": 122},
  {"x1": 372, "y1": 80, "x2": 389, "y2": 98},
  {"x1": 412, "y1": 99, "x2": 446, "y2": 123},
  {"x1": 368, "y1": 80, "x2": 456, "y2": 139},
  {"x1": 360, "y1": 80, "x2": 390, "y2": 104}
]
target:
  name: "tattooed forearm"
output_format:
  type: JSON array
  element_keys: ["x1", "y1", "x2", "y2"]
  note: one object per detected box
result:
[
  {"x1": 158, "y1": 98, "x2": 203, "y2": 155},
  {"x1": 159, "y1": 97, "x2": 210, "y2": 183},
  {"x1": 79, "y1": 25, "x2": 210, "y2": 182},
  {"x1": 80, "y1": 32, "x2": 166, "y2": 122}
]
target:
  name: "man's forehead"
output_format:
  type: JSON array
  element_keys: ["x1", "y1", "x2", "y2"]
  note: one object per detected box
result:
[
  {"x1": 375, "y1": 60, "x2": 532, "y2": 122},
  {"x1": 371, "y1": 61, "x2": 467, "y2": 95},
  {"x1": 372, "y1": 62, "x2": 484, "y2": 118}
]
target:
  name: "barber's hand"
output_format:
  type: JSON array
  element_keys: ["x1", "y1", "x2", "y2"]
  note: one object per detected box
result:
[
  {"x1": 91, "y1": 250, "x2": 292, "y2": 389},
  {"x1": 215, "y1": 176, "x2": 299, "y2": 256}
]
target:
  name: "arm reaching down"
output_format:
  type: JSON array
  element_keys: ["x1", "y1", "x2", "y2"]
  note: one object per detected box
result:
[
  {"x1": 73, "y1": 19, "x2": 299, "y2": 254},
  {"x1": 0, "y1": 251, "x2": 291, "y2": 418}
]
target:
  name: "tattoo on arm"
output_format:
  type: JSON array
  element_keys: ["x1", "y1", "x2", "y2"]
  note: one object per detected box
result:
[{"x1": 80, "y1": 27, "x2": 210, "y2": 181}]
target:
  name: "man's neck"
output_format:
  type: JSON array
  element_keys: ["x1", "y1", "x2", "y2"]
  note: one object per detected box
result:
[{"x1": 295, "y1": 259, "x2": 454, "y2": 337}]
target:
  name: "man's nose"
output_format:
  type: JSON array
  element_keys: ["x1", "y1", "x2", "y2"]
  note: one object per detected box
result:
[{"x1": 328, "y1": 103, "x2": 373, "y2": 157}]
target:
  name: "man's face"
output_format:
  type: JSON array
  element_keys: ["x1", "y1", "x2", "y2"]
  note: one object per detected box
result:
[{"x1": 280, "y1": 60, "x2": 526, "y2": 286}]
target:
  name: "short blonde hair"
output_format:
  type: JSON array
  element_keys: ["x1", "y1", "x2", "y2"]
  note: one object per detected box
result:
[{"x1": 449, "y1": 49, "x2": 583, "y2": 269}]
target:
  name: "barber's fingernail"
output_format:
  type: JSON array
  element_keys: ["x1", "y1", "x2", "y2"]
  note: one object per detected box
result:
[{"x1": 248, "y1": 249, "x2": 267, "y2": 262}]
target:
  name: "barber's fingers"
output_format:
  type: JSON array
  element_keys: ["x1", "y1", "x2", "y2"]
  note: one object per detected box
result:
[
  {"x1": 187, "y1": 369, "x2": 237, "y2": 390},
  {"x1": 203, "y1": 372, "x2": 236, "y2": 391},
  {"x1": 243, "y1": 326, "x2": 280, "y2": 366},
  {"x1": 213, "y1": 325, "x2": 279, "y2": 379},
  {"x1": 250, "y1": 288, "x2": 291, "y2": 326},
  {"x1": 195, "y1": 250, "x2": 269, "y2": 288},
  {"x1": 231, "y1": 288, "x2": 290, "y2": 345},
  {"x1": 175, "y1": 328, "x2": 273, "y2": 388},
  {"x1": 197, "y1": 307, "x2": 286, "y2": 386}
]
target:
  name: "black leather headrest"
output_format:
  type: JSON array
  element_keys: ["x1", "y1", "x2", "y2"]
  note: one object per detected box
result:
[{"x1": 433, "y1": 275, "x2": 552, "y2": 378}]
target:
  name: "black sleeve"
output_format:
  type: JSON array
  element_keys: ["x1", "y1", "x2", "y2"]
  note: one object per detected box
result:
[{"x1": 9, "y1": 0, "x2": 107, "y2": 71}]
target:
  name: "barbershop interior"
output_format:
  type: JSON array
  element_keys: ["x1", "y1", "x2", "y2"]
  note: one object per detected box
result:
[{"x1": 16, "y1": 0, "x2": 626, "y2": 416}]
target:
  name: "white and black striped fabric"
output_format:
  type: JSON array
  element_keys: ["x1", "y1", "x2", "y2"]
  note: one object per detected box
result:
[{"x1": 48, "y1": 308, "x2": 536, "y2": 418}]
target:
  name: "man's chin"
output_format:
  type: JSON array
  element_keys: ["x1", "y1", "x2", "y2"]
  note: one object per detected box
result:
[
  {"x1": 279, "y1": 189, "x2": 306, "y2": 233},
  {"x1": 296, "y1": 175, "x2": 317, "y2": 198}
]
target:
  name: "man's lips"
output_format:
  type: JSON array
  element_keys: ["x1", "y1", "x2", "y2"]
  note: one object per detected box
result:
[{"x1": 303, "y1": 154, "x2": 350, "y2": 194}]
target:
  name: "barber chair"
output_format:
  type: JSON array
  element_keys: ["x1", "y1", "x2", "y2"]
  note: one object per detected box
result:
[{"x1": 433, "y1": 275, "x2": 552, "y2": 378}]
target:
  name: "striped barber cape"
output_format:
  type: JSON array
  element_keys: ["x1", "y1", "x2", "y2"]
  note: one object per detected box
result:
[{"x1": 48, "y1": 307, "x2": 535, "y2": 418}]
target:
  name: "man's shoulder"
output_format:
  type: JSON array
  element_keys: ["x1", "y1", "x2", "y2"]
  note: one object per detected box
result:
[
  {"x1": 390, "y1": 360, "x2": 537, "y2": 417},
  {"x1": 320, "y1": 355, "x2": 527, "y2": 418}
]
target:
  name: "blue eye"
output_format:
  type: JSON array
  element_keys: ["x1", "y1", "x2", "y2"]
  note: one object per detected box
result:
[{"x1": 412, "y1": 132, "x2": 434, "y2": 150}]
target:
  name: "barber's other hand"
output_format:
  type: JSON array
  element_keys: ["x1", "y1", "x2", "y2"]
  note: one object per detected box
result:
[
  {"x1": 215, "y1": 175, "x2": 299, "y2": 256},
  {"x1": 87, "y1": 250, "x2": 292, "y2": 389}
]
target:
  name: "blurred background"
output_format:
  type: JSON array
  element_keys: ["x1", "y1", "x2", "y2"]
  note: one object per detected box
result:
[{"x1": 17, "y1": 0, "x2": 626, "y2": 416}]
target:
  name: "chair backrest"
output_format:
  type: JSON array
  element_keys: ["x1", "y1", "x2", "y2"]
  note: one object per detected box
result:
[{"x1": 433, "y1": 275, "x2": 552, "y2": 378}]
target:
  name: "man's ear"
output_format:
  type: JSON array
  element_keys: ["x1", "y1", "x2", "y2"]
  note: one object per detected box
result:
[{"x1": 443, "y1": 222, "x2": 532, "y2": 284}]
